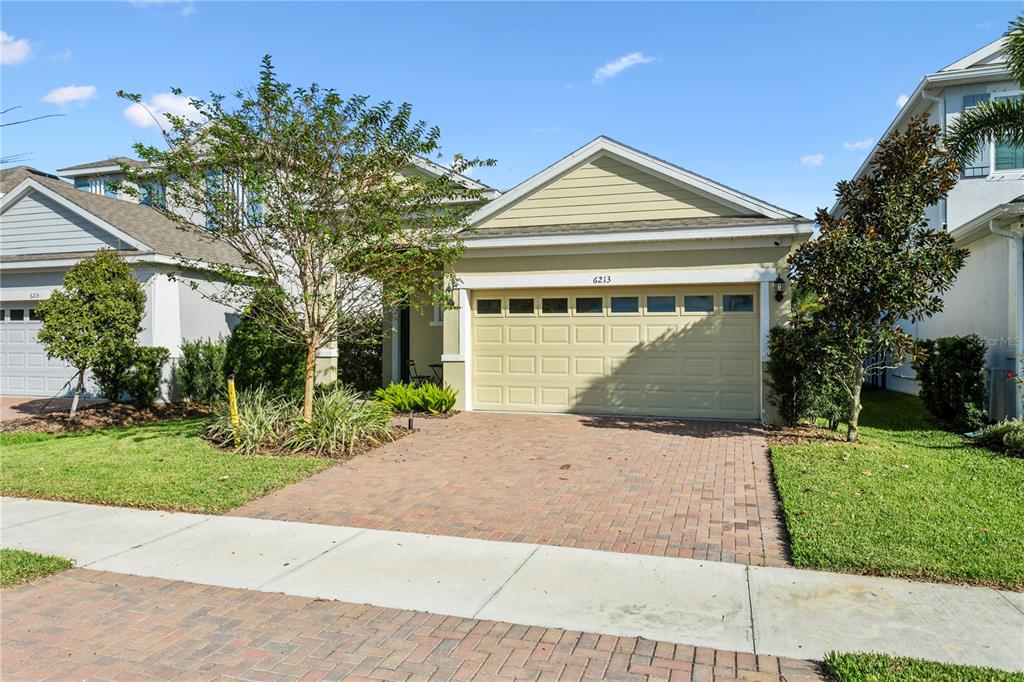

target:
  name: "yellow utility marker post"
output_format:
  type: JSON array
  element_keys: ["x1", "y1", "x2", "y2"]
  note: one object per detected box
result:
[{"x1": 227, "y1": 374, "x2": 240, "y2": 449}]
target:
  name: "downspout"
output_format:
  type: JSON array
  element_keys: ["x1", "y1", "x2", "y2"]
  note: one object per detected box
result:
[
  {"x1": 991, "y1": 217, "x2": 1024, "y2": 418},
  {"x1": 922, "y1": 90, "x2": 947, "y2": 230}
]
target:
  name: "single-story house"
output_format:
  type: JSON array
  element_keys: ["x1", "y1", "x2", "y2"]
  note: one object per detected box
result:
[
  {"x1": 0, "y1": 166, "x2": 243, "y2": 398},
  {"x1": 385, "y1": 137, "x2": 814, "y2": 422}
]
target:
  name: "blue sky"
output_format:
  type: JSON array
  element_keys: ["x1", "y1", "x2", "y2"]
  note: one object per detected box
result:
[{"x1": 1, "y1": 1, "x2": 1020, "y2": 217}]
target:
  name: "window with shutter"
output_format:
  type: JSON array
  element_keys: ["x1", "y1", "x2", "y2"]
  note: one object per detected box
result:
[
  {"x1": 994, "y1": 95, "x2": 1024, "y2": 171},
  {"x1": 961, "y1": 94, "x2": 991, "y2": 178}
]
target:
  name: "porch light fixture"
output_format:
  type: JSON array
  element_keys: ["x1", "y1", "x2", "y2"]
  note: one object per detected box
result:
[{"x1": 773, "y1": 275, "x2": 786, "y2": 302}]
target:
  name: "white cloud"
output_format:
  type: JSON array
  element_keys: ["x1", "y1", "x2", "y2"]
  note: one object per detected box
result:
[
  {"x1": 48, "y1": 48, "x2": 73, "y2": 62},
  {"x1": 123, "y1": 92, "x2": 200, "y2": 128},
  {"x1": 843, "y1": 138, "x2": 873, "y2": 151},
  {"x1": 180, "y1": 2, "x2": 196, "y2": 17},
  {"x1": 896, "y1": 94, "x2": 910, "y2": 109},
  {"x1": 42, "y1": 84, "x2": 97, "y2": 106},
  {"x1": 800, "y1": 153, "x2": 825, "y2": 168},
  {"x1": 592, "y1": 52, "x2": 657, "y2": 84},
  {"x1": 1, "y1": 31, "x2": 32, "y2": 66}
]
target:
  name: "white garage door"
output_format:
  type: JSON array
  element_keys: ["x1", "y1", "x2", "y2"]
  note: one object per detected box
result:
[
  {"x1": 0, "y1": 303, "x2": 77, "y2": 397},
  {"x1": 471, "y1": 286, "x2": 760, "y2": 420}
]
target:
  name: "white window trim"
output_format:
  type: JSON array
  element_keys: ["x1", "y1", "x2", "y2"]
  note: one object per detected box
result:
[{"x1": 990, "y1": 89, "x2": 1024, "y2": 176}]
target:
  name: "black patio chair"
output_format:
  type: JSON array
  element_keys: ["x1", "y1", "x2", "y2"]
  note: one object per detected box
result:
[{"x1": 407, "y1": 360, "x2": 431, "y2": 387}]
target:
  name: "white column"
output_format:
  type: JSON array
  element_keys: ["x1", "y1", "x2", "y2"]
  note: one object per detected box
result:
[
  {"x1": 149, "y1": 271, "x2": 182, "y2": 358},
  {"x1": 460, "y1": 288, "x2": 472, "y2": 411},
  {"x1": 759, "y1": 280, "x2": 771, "y2": 423},
  {"x1": 390, "y1": 308, "x2": 400, "y2": 384}
]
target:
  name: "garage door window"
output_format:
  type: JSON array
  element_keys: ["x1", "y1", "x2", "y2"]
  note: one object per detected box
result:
[
  {"x1": 476, "y1": 299, "x2": 501, "y2": 315},
  {"x1": 28, "y1": 308, "x2": 40, "y2": 321},
  {"x1": 541, "y1": 297, "x2": 568, "y2": 314},
  {"x1": 683, "y1": 295, "x2": 714, "y2": 313},
  {"x1": 646, "y1": 295, "x2": 676, "y2": 314},
  {"x1": 509, "y1": 298, "x2": 535, "y2": 315},
  {"x1": 723, "y1": 294, "x2": 754, "y2": 312},
  {"x1": 610, "y1": 296, "x2": 639, "y2": 314},
  {"x1": 575, "y1": 297, "x2": 603, "y2": 314},
  {"x1": 9, "y1": 309, "x2": 25, "y2": 321}
]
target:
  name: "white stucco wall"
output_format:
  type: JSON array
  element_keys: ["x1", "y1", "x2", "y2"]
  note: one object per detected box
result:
[{"x1": 882, "y1": 77, "x2": 1024, "y2": 419}]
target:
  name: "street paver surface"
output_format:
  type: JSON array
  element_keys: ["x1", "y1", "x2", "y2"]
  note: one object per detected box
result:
[{"x1": 2, "y1": 569, "x2": 824, "y2": 681}]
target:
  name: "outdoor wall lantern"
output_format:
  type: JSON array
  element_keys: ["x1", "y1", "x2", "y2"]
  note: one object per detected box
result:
[{"x1": 773, "y1": 275, "x2": 786, "y2": 302}]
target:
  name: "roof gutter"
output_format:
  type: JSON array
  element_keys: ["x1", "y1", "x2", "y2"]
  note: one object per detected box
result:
[{"x1": 991, "y1": 216, "x2": 1024, "y2": 417}]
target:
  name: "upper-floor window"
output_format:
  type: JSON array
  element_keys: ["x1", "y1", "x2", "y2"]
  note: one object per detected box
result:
[
  {"x1": 961, "y1": 94, "x2": 991, "y2": 178},
  {"x1": 961, "y1": 92, "x2": 1024, "y2": 176},
  {"x1": 994, "y1": 94, "x2": 1024, "y2": 171},
  {"x1": 139, "y1": 183, "x2": 165, "y2": 208},
  {"x1": 73, "y1": 176, "x2": 119, "y2": 197}
]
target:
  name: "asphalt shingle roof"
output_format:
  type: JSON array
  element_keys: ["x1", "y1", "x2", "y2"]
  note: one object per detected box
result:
[
  {"x1": 0, "y1": 166, "x2": 245, "y2": 267},
  {"x1": 462, "y1": 216, "x2": 811, "y2": 239}
]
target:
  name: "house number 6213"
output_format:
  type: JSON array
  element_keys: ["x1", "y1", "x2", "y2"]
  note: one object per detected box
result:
[{"x1": 592, "y1": 275, "x2": 612, "y2": 284}]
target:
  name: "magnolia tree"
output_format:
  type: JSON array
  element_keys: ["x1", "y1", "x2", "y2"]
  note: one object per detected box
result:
[
  {"x1": 36, "y1": 250, "x2": 145, "y2": 419},
  {"x1": 788, "y1": 114, "x2": 967, "y2": 442},
  {"x1": 119, "y1": 57, "x2": 493, "y2": 420}
]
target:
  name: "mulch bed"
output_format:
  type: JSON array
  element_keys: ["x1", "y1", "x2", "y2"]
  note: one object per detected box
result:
[
  {"x1": 764, "y1": 423, "x2": 848, "y2": 446},
  {"x1": 0, "y1": 403, "x2": 211, "y2": 435},
  {"x1": 206, "y1": 425, "x2": 413, "y2": 460}
]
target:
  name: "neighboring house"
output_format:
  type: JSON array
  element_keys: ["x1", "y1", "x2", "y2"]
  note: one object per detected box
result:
[
  {"x1": 386, "y1": 136, "x2": 814, "y2": 422},
  {"x1": 0, "y1": 165, "x2": 244, "y2": 398},
  {"x1": 841, "y1": 38, "x2": 1024, "y2": 420}
]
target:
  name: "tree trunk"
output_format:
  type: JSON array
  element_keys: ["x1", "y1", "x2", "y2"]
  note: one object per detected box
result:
[
  {"x1": 69, "y1": 370, "x2": 85, "y2": 420},
  {"x1": 846, "y1": 367, "x2": 866, "y2": 443},
  {"x1": 303, "y1": 343, "x2": 317, "y2": 422}
]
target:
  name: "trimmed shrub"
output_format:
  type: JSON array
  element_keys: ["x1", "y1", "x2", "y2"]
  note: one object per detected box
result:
[
  {"x1": 375, "y1": 382, "x2": 458, "y2": 414},
  {"x1": 224, "y1": 312, "x2": 305, "y2": 396},
  {"x1": 285, "y1": 384, "x2": 395, "y2": 456},
  {"x1": 174, "y1": 338, "x2": 228, "y2": 404},
  {"x1": 125, "y1": 346, "x2": 170, "y2": 409},
  {"x1": 765, "y1": 325, "x2": 850, "y2": 428},
  {"x1": 972, "y1": 419, "x2": 1024, "y2": 458},
  {"x1": 338, "y1": 315, "x2": 383, "y2": 393},
  {"x1": 206, "y1": 387, "x2": 295, "y2": 456},
  {"x1": 92, "y1": 347, "x2": 136, "y2": 403},
  {"x1": 913, "y1": 335, "x2": 988, "y2": 430}
]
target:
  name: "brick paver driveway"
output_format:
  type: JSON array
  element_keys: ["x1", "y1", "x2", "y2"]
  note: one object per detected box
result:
[
  {"x1": 232, "y1": 412, "x2": 788, "y2": 567},
  {"x1": 2, "y1": 570, "x2": 823, "y2": 681}
]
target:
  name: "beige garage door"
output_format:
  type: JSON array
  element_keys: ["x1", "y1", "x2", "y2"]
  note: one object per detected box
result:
[{"x1": 471, "y1": 286, "x2": 760, "y2": 420}]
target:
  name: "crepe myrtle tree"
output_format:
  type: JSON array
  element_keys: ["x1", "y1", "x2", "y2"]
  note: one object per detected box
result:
[
  {"x1": 788, "y1": 114, "x2": 967, "y2": 442},
  {"x1": 118, "y1": 56, "x2": 493, "y2": 420}
]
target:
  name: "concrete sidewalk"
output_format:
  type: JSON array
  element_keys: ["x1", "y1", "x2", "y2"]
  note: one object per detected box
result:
[{"x1": 3, "y1": 497, "x2": 1022, "y2": 672}]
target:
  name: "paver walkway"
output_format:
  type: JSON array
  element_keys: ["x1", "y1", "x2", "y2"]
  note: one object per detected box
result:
[
  {"x1": 3, "y1": 497, "x2": 1022, "y2": 673},
  {"x1": 231, "y1": 412, "x2": 788, "y2": 567},
  {"x1": 3, "y1": 570, "x2": 823, "y2": 681}
]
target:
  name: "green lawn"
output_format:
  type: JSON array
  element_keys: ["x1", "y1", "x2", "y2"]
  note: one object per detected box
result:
[
  {"x1": 824, "y1": 652, "x2": 1024, "y2": 681},
  {"x1": 1, "y1": 548, "x2": 73, "y2": 588},
  {"x1": 0, "y1": 419, "x2": 331, "y2": 513},
  {"x1": 771, "y1": 389, "x2": 1024, "y2": 590}
]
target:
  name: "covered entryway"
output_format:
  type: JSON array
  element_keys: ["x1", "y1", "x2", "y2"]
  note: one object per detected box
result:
[
  {"x1": 470, "y1": 285, "x2": 760, "y2": 419},
  {"x1": 0, "y1": 302, "x2": 76, "y2": 397}
]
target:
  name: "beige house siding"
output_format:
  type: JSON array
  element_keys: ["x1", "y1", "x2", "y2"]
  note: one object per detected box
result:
[{"x1": 480, "y1": 156, "x2": 749, "y2": 229}]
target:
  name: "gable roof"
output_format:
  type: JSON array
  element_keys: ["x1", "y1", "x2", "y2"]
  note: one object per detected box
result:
[
  {"x1": 466, "y1": 136, "x2": 804, "y2": 230},
  {"x1": 57, "y1": 157, "x2": 148, "y2": 178},
  {"x1": 832, "y1": 37, "x2": 1012, "y2": 214},
  {"x1": 0, "y1": 166, "x2": 245, "y2": 267}
]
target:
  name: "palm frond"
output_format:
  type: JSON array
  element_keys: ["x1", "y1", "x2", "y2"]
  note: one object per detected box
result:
[
  {"x1": 944, "y1": 97, "x2": 1024, "y2": 170},
  {"x1": 1005, "y1": 15, "x2": 1024, "y2": 86}
]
